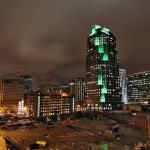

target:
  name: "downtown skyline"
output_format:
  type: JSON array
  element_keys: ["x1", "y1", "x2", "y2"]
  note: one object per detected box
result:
[
  {"x1": 0, "y1": 1, "x2": 150, "y2": 149},
  {"x1": 0, "y1": 0, "x2": 150, "y2": 87}
]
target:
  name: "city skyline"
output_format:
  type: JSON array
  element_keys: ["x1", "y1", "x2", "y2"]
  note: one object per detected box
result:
[
  {"x1": 0, "y1": 1, "x2": 150, "y2": 149},
  {"x1": 0, "y1": 0, "x2": 150, "y2": 87}
]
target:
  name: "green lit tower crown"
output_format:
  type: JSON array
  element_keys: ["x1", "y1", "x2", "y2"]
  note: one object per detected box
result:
[{"x1": 85, "y1": 24, "x2": 122, "y2": 110}]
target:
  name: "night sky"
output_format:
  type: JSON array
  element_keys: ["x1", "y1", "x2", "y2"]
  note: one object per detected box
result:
[{"x1": 0, "y1": 0, "x2": 150, "y2": 87}]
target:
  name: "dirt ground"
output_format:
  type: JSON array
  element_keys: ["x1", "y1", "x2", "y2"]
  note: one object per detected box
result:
[{"x1": 0, "y1": 118, "x2": 147, "y2": 150}]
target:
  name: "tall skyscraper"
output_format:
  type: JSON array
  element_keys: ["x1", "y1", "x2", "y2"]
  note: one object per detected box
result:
[
  {"x1": 119, "y1": 69, "x2": 128, "y2": 104},
  {"x1": 85, "y1": 24, "x2": 122, "y2": 110},
  {"x1": 128, "y1": 71, "x2": 150, "y2": 103},
  {"x1": 20, "y1": 75, "x2": 32, "y2": 94}
]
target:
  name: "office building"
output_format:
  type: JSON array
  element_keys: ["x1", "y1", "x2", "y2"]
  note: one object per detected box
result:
[
  {"x1": 85, "y1": 24, "x2": 122, "y2": 110},
  {"x1": 119, "y1": 69, "x2": 128, "y2": 104},
  {"x1": 127, "y1": 71, "x2": 150, "y2": 102},
  {"x1": 35, "y1": 94, "x2": 71, "y2": 117},
  {"x1": 69, "y1": 78, "x2": 86, "y2": 111},
  {"x1": 0, "y1": 79, "x2": 24, "y2": 113},
  {"x1": 31, "y1": 83, "x2": 72, "y2": 117},
  {"x1": 20, "y1": 75, "x2": 32, "y2": 94}
]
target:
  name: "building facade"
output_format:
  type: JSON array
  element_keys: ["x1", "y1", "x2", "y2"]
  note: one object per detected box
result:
[
  {"x1": 85, "y1": 24, "x2": 122, "y2": 111},
  {"x1": 69, "y1": 78, "x2": 86, "y2": 111},
  {"x1": 0, "y1": 79, "x2": 24, "y2": 113},
  {"x1": 24, "y1": 91, "x2": 36, "y2": 117},
  {"x1": 127, "y1": 71, "x2": 150, "y2": 102},
  {"x1": 24, "y1": 88, "x2": 72, "y2": 118},
  {"x1": 35, "y1": 94, "x2": 71, "y2": 117},
  {"x1": 27, "y1": 83, "x2": 72, "y2": 118},
  {"x1": 119, "y1": 69, "x2": 128, "y2": 104}
]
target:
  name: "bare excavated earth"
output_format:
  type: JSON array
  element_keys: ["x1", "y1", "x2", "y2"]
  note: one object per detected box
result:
[{"x1": 0, "y1": 118, "x2": 147, "y2": 150}]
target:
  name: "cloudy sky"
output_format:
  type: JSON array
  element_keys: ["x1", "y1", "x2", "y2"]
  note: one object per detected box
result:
[{"x1": 0, "y1": 0, "x2": 149, "y2": 87}]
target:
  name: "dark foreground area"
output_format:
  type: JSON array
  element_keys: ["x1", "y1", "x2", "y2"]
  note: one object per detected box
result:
[{"x1": 0, "y1": 117, "x2": 147, "y2": 150}]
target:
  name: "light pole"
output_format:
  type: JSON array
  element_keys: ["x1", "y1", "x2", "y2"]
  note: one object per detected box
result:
[{"x1": 147, "y1": 115, "x2": 150, "y2": 145}]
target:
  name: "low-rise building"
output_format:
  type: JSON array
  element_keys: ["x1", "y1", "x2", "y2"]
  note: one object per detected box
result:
[{"x1": 25, "y1": 83, "x2": 72, "y2": 118}]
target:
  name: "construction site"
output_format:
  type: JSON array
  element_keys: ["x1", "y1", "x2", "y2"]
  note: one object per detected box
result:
[{"x1": 0, "y1": 112, "x2": 149, "y2": 150}]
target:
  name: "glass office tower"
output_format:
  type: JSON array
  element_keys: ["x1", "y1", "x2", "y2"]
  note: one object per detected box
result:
[{"x1": 85, "y1": 24, "x2": 122, "y2": 110}]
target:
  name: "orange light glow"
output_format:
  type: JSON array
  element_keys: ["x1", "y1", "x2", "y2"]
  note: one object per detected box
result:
[{"x1": 61, "y1": 92, "x2": 68, "y2": 97}]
